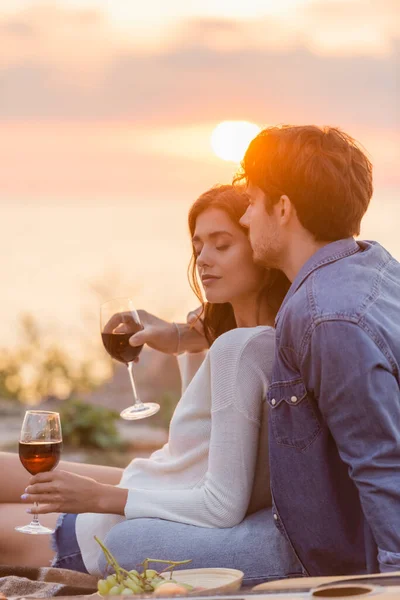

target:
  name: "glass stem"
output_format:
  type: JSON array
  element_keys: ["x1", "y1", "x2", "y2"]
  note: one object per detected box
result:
[
  {"x1": 127, "y1": 362, "x2": 144, "y2": 408},
  {"x1": 32, "y1": 503, "x2": 40, "y2": 526}
]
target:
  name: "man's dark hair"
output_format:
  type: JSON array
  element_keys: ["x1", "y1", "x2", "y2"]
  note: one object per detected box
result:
[{"x1": 235, "y1": 125, "x2": 373, "y2": 241}]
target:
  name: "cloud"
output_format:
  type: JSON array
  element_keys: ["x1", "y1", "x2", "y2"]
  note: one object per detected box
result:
[
  {"x1": 0, "y1": 18, "x2": 36, "y2": 37},
  {"x1": 1, "y1": 27, "x2": 398, "y2": 131}
]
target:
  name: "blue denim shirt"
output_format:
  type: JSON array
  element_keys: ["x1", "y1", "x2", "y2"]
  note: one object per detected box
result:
[{"x1": 268, "y1": 238, "x2": 400, "y2": 576}]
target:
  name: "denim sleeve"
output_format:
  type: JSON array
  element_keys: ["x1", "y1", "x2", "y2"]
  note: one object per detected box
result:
[{"x1": 302, "y1": 320, "x2": 400, "y2": 571}]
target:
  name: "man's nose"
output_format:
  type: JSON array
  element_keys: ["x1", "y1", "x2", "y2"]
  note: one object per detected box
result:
[{"x1": 239, "y1": 207, "x2": 250, "y2": 228}]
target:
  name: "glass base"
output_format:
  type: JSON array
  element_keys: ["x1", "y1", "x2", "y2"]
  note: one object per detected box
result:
[
  {"x1": 15, "y1": 522, "x2": 54, "y2": 535},
  {"x1": 120, "y1": 402, "x2": 160, "y2": 420}
]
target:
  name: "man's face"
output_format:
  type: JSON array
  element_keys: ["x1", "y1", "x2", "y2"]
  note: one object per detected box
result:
[{"x1": 240, "y1": 183, "x2": 282, "y2": 269}]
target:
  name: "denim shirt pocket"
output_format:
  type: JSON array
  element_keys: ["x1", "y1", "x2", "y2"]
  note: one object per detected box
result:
[{"x1": 267, "y1": 379, "x2": 321, "y2": 450}]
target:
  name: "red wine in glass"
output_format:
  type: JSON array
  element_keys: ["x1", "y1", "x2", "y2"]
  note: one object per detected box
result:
[
  {"x1": 16, "y1": 410, "x2": 63, "y2": 535},
  {"x1": 19, "y1": 441, "x2": 62, "y2": 475},
  {"x1": 101, "y1": 332, "x2": 143, "y2": 364},
  {"x1": 101, "y1": 298, "x2": 160, "y2": 420}
]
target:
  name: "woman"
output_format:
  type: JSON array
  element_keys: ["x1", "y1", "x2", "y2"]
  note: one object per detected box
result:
[{"x1": 0, "y1": 185, "x2": 300, "y2": 583}]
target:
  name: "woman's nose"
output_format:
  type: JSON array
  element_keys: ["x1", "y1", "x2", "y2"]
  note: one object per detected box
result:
[{"x1": 196, "y1": 248, "x2": 211, "y2": 268}]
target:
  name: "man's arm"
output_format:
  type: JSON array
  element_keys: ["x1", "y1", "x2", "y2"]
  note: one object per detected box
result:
[{"x1": 302, "y1": 320, "x2": 400, "y2": 572}]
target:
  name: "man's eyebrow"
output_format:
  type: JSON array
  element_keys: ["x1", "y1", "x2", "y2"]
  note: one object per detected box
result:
[{"x1": 192, "y1": 230, "x2": 234, "y2": 243}]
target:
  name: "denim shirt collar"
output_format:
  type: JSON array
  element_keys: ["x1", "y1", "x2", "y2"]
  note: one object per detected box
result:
[{"x1": 275, "y1": 237, "x2": 360, "y2": 326}]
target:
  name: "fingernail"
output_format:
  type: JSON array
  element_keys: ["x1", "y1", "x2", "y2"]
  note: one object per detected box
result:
[{"x1": 21, "y1": 494, "x2": 28, "y2": 500}]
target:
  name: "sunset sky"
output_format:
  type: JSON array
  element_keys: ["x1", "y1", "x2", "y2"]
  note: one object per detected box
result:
[{"x1": 1, "y1": 0, "x2": 399, "y2": 353}]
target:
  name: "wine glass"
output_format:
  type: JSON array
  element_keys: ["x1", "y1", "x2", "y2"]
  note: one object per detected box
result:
[
  {"x1": 16, "y1": 410, "x2": 63, "y2": 535},
  {"x1": 101, "y1": 297, "x2": 160, "y2": 420}
]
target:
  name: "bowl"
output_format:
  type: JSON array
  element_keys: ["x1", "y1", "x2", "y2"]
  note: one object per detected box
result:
[{"x1": 160, "y1": 567, "x2": 244, "y2": 594}]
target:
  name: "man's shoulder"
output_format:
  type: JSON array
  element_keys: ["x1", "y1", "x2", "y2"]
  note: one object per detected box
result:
[
  {"x1": 279, "y1": 241, "x2": 400, "y2": 352},
  {"x1": 311, "y1": 241, "x2": 399, "y2": 319},
  {"x1": 290, "y1": 241, "x2": 399, "y2": 322}
]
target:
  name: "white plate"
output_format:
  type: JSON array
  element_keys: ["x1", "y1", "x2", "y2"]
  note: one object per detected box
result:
[{"x1": 160, "y1": 567, "x2": 244, "y2": 594}]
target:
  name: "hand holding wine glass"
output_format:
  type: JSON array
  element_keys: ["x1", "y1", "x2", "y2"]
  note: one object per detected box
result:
[
  {"x1": 101, "y1": 298, "x2": 160, "y2": 420},
  {"x1": 16, "y1": 410, "x2": 62, "y2": 535}
]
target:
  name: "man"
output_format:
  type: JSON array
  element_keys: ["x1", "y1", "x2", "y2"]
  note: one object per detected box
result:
[
  {"x1": 103, "y1": 125, "x2": 400, "y2": 578},
  {"x1": 237, "y1": 125, "x2": 400, "y2": 575}
]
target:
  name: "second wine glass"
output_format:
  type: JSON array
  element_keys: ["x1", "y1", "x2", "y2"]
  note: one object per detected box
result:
[
  {"x1": 101, "y1": 297, "x2": 160, "y2": 420},
  {"x1": 16, "y1": 410, "x2": 62, "y2": 535}
]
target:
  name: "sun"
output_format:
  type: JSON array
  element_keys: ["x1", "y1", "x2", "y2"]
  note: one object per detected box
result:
[{"x1": 211, "y1": 121, "x2": 261, "y2": 163}]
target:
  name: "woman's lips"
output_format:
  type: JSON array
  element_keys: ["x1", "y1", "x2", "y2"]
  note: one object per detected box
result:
[{"x1": 202, "y1": 276, "x2": 221, "y2": 286}]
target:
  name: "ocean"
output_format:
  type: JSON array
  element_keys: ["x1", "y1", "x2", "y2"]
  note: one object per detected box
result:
[{"x1": 1, "y1": 186, "x2": 399, "y2": 353}]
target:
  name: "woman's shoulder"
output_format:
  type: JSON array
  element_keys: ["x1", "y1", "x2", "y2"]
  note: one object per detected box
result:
[{"x1": 210, "y1": 326, "x2": 275, "y2": 357}]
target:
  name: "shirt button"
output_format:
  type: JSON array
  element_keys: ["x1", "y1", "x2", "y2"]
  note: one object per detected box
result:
[
  {"x1": 273, "y1": 513, "x2": 278, "y2": 521},
  {"x1": 271, "y1": 398, "x2": 276, "y2": 406},
  {"x1": 291, "y1": 396, "x2": 297, "y2": 403}
]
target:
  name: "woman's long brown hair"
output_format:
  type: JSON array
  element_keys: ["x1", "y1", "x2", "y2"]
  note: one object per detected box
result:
[{"x1": 188, "y1": 184, "x2": 291, "y2": 346}]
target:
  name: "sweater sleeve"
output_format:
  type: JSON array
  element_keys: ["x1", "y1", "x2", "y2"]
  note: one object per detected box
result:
[{"x1": 123, "y1": 328, "x2": 272, "y2": 527}]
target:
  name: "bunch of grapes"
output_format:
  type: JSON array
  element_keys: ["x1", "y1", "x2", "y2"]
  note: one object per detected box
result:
[{"x1": 95, "y1": 536, "x2": 194, "y2": 597}]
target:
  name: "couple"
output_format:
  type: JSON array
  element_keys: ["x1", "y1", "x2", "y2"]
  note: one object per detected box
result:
[{"x1": 1, "y1": 124, "x2": 400, "y2": 583}]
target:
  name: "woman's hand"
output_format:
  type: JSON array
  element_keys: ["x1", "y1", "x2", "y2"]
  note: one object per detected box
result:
[
  {"x1": 129, "y1": 309, "x2": 208, "y2": 356},
  {"x1": 21, "y1": 470, "x2": 128, "y2": 515}
]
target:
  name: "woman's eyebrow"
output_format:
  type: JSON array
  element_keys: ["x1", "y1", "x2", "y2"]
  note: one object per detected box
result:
[{"x1": 192, "y1": 230, "x2": 233, "y2": 243}]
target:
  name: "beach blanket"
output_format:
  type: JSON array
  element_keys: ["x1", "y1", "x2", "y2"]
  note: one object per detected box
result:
[{"x1": 0, "y1": 565, "x2": 97, "y2": 598}]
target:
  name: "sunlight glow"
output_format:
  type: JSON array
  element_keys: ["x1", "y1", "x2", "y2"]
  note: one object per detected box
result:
[{"x1": 211, "y1": 121, "x2": 261, "y2": 163}]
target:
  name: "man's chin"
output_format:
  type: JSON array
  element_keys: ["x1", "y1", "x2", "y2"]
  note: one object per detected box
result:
[
  {"x1": 252, "y1": 251, "x2": 269, "y2": 267},
  {"x1": 252, "y1": 247, "x2": 279, "y2": 269}
]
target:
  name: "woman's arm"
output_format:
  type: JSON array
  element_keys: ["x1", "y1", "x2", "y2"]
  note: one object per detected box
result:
[
  {"x1": 22, "y1": 470, "x2": 128, "y2": 515},
  {"x1": 0, "y1": 451, "x2": 123, "y2": 504},
  {"x1": 22, "y1": 328, "x2": 273, "y2": 523},
  {"x1": 123, "y1": 406, "x2": 261, "y2": 527},
  {"x1": 127, "y1": 310, "x2": 208, "y2": 355},
  {"x1": 121, "y1": 328, "x2": 272, "y2": 528}
]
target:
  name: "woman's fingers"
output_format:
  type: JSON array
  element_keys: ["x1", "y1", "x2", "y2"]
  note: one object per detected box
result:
[
  {"x1": 27, "y1": 503, "x2": 59, "y2": 514},
  {"x1": 129, "y1": 329, "x2": 148, "y2": 347},
  {"x1": 103, "y1": 312, "x2": 137, "y2": 334},
  {"x1": 23, "y1": 493, "x2": 60, "y2": 505},
  {"x1": 29, "y1": 472, "x2": 56, "y2": 484},
  {"x1": 24, "y1": 482, "x2": 57, "y2": 494}
]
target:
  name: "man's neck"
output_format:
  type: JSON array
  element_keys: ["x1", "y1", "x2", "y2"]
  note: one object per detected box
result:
[{"x1": 282, "y1": 236, "x2": 331, "y2": 283}]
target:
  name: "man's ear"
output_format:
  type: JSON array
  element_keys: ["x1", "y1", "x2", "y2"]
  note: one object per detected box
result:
[{"x1": 278, "y1": 194, "x2": 293, "y2": 225}]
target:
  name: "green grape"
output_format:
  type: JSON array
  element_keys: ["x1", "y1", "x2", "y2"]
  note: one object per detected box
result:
[
  {"x1": 124, "y1": 578, "x2": 143, "y2": 594},
  {"x1": 97, "y1": 579, "x2": 110, "y2": 596},
  {"x1": 144, "y1": 569, "x2": 158, "y2": 580},
  {"x1": 106, "y1": 575, "x2": 118, "y2": 587},
  {"x1": 108, "y1": 585, "x2": 124, "y2": 596},
  {"x1": 121, "y1": 588, "x2": 133, "y2": 596},
  {"x1": 129, "y1": 570, "x2": 140, "y2": 577}
]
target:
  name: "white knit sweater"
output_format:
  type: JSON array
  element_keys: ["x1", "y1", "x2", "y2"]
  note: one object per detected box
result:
[{"x1": 76, "y1": 326, "x2": 274, "y2": 575}]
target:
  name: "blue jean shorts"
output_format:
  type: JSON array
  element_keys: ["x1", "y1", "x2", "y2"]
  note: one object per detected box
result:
[{"x1": 51, "y1": 513, "x2": 88, "y2": 573}]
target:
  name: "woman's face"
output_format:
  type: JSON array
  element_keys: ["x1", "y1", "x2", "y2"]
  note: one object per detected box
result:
[{"x1": 192, "y1": 207, "x2": 266, "y2": 304}]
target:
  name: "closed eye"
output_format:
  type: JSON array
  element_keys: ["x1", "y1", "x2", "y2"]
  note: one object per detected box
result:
[{"x1": 216, "y1": 245, "x2": 230, "y2": 252}]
